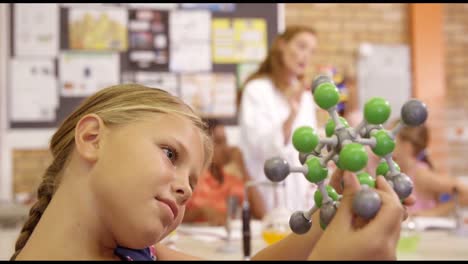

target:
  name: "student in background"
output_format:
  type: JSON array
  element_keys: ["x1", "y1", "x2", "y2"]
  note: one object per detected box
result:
[
  {"x1": 238, "y1": 25, "x2": 319, "y2": 213},
  {"x1": 183, "y1": 122, "x2": 266, "y2": 225},
  {"x1": 392, "y1": 120, "x2": 468, "y2": 216}
]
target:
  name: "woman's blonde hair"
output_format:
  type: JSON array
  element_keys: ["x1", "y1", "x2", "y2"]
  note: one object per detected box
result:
[
  {"x1": 11, "y1": 84, "x2": 214, "y2": 260},
  {"x1": 241, "y1": 25, "x2": 317, "y2": 93}
]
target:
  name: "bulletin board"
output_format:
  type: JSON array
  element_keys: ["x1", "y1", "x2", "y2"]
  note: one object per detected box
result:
[
  {"x1": 357, "y1": 43, "x2": 412, "y2": 123},
  {"x1": 7, "y1": 3, "x2": 279, "y2": 129}
]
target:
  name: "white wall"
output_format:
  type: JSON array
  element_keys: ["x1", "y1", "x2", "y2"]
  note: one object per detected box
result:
[{"x1": 0, "y1": 3, "x2": 9, "y2": 201}]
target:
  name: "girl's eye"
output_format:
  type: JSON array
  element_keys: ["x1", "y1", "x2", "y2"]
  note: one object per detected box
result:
[{"x1": 162, "y1": 146, "x2": 178, "y2": 163}]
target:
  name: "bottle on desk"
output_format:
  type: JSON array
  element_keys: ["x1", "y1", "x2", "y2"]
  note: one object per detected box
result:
[{"x1": 261, "y1": 182, "x2": 291, "y2": 245}]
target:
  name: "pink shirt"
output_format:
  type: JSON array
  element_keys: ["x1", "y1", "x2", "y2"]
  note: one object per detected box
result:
[{"x1": 406, "y1": 161, "x2": 437, "y2": 213}]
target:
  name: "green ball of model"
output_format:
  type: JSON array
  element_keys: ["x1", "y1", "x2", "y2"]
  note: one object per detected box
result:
[
  {"x1": 339, "y1": 143, "x2": 368, "y2": 172},
  {"x1": 371, "y1": 130, "x2": 395, "y2": 157},
  {"x1": 376, "y1": 160, "x2": 401, "y2": 177},
  {"x1": 335, "y1": 157, "x2": 345, "y2": 170},
  {"x1": 292, "y1": 126, "x2": 319, "y2": 153},
  {"x1": 356, "y1": 172, "x2": 376, "y2": 188},
  {"x1": 325, "y1": 117, "x2": 350, "y2": 137},
  {"x1": 314, "y1": 185, "x2": 339, "y2": 208},
  {"x1": 305, "y1": 157, "x2": 328, "y2": 183},
  {"x1": 364, "y1": 97, "x2": 391, "y2": 125},
  {"x1": 313, "y1": 82, "x2": 340, "y2": 110}
]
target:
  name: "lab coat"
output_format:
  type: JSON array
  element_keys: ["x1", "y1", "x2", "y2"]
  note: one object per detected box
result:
[{"x1": 238, "y1": 77, "x2": 318, "y2": 213}]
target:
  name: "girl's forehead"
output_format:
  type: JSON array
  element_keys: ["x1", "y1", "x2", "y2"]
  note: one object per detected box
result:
[{"x1": 138, "y1": 111, "x2": 192, "y2": 125}]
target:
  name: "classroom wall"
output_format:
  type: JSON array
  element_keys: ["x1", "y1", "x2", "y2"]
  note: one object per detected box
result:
[
  {"x1": 443, "y1": 4, "x2": 468, "y2": 177},
  {"x1": 228, "y1": 4, "x2": 411, "y2": 147},
  {"x1": 284, "y1": 3, "x2": 468, "y2": 178},
  {"x1": 409, "y1": 4, "x2": 447, "y2": 175},
  {"x1": 0, "y1": 3, "x2": 10, "y2": 201},
  {"x1": 285, "y1": 3, "x2": 409, "y2": 110},
  {"x1": 286, "y1": 3, "x2": 409, "y2": 71},
  {"x1": 3, "y1": 3, "x2": 468, "y2": 202}
]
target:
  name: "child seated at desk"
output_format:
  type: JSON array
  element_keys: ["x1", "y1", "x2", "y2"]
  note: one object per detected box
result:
[
  {"x1": 392, "y1": 120, "x2": 468, "y2": 216},
  {"x1": 183, "y1": 122, "x2": 265, "y2": 226}
]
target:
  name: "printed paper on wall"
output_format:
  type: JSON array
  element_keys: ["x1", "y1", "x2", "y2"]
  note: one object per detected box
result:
[
  {"x1": 68, "y1": 7, "x2": 128, "y2": 51},
  {"x1": 169, "y1": 10, "x2": 211, "y2": 72},
  {"x1": 180, "y1": 73, "x2": 236, "y2": 118},
  {"x1": 135, "y1": 72, "x2": 179, "y2": 96},
  {"x1": 59, "y1": 51, "x2": 120, "y2": 97},
  {"x1": 14, "y1": 4, "x2": 59, "y2": 57},
  {"x1": 10, "y1": 58, "x2": 58, "y2": 122},
  {"x1": 128, "y1": 9, "x2": 169, "y2": 71},
  {"x1": 212, "y1": 18, "x2": 267, "y2": 64}
]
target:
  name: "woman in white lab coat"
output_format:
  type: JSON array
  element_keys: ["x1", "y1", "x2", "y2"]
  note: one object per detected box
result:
[{"x1": 238, "y1": 25, "x2": 319, "y2": 215}]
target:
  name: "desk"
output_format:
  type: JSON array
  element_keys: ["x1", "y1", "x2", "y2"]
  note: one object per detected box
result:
[
  {"x1": 162, "y1": 220, "x2": 267, "y2": 260},
  {"x1": 164, "y1": 219, "x2": 468, "y2": 260},
  {"x1": 397, "y1": 230, "x2": 468, "y2": 260},
  {"x1": 1, "y1": 219, "x2": 468, "y2": 260}
]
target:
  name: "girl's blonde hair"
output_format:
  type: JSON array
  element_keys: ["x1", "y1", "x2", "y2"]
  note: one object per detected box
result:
[
  {"x1": 391, "y1": 119, "x2": 429, "y2": 157},
  {"x1": 10, "y1": 84, "x2": 214, "y2": 260}
]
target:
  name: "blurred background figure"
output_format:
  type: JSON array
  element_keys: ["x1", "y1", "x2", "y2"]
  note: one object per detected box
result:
[
  {"x1": 183, "y1": 122, "x2": 265, "y2": 225},
  {"x1": 237, "y1": 25, "x2": 319, "y2": 214},
  {"x1": 392, "y1": 120, "x2": 468, "y2": 216}
]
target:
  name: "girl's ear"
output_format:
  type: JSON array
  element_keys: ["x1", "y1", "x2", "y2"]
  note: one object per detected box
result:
[{"x1": 74, "y1": 114, "x2": 105, "y2": 163}]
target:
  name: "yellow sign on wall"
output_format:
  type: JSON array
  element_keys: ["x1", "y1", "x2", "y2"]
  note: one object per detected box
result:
[{"x1": 212, "y1": 18, "x2": 267, "y2": 64}]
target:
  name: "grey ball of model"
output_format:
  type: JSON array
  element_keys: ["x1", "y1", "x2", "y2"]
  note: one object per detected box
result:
[
  {"x1": 391, "y1": 173, "x2": 413, "y2": 200},
  {"x1": 289, "y1": 211, "x2": 312, "y2": 234},
  {"x1": 352, "y1": 187, "x2": 382, "y2": 220},
  {"x1": 401, "y1": 99, "x2": 428, "y2": 126},
  {"x1": 264, "y1": 157, "x2": 290, "y2": 182}
]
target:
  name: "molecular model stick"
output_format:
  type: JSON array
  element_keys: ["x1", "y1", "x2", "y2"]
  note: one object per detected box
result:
[{"x1": 263, "y1": 75, "x2": 428, "y2": 234}]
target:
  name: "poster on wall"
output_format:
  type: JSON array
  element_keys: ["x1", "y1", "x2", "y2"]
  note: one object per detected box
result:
[
  {"x1": 169, "y1": 10, "x2": 211, "y2": 72},
  {"x1": 10, "y1": 58, "x2": 58, "y2": 122},
  {"x1": 234, "y1": 19, "x2": 267, "y2": 62},
  {"x1": 134, "y1": 72, "x2": 179, "y2": 96},
  {"x1": 126, "y1": 3, "x2": 178, "y2": 10},
  {"x1": 212, "y1": 18, "x2": 267, "y2": 64},
  {"x1": 121, "y1": 71, "x2": 135, "y2": 84},
  {"x1": 180, "y1": 3, "x2": 236, "y2": 12},
  {"x1": 237, "y1": 63, "x2": 259, "y2": 88},
  {"x1": 60, "y1": 4, "x2": 126, "y2": 8},
  {"x1": 180, "y1": 73, "x2": 236, "y2": 118},
  {"x1": 13, "y1": 149, "x2": 52, "y2": 205},
  {"x1": 128, "y1": 9, "x2": 169, "y2": 71},
  {"x1": 14, "y1": 4, "x2": 59, "y2": 57},
  {"x1": 68, "y1": 7, "x2": 128, "y2": 51},
  {"x1": 212, "y1": 18, "x2": 235, "y2": 63},
  {"x1": 59, "y1": 51, "x2": 120, "y2": 97}
]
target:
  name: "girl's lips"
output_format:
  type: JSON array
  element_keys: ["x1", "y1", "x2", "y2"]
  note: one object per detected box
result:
[{"x1": 155, "y1": 197, "x2": 178, "y2": 220}]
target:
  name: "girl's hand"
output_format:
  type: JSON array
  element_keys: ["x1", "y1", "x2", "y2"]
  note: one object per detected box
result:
[
  {"x1": 309, "y1": 173, "x2": 406, "y2": 260},
  {"x1": 329, "y1": 168, "x2": 416, "y2": 209}
]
